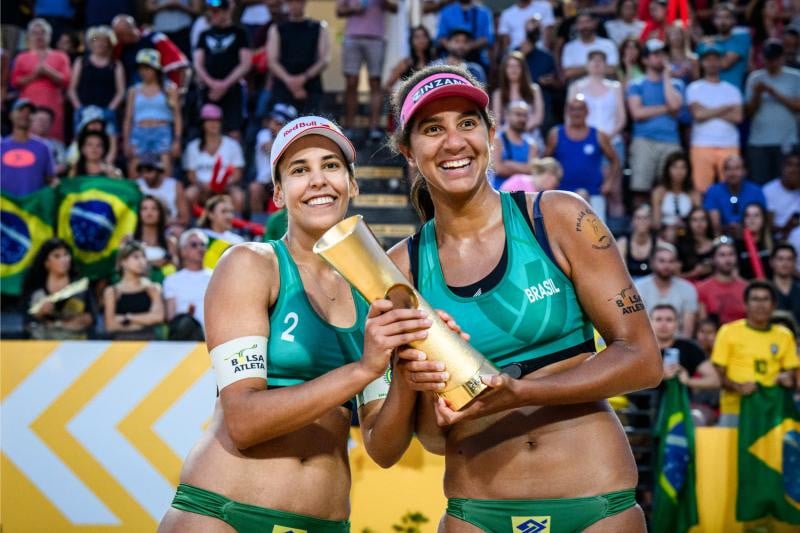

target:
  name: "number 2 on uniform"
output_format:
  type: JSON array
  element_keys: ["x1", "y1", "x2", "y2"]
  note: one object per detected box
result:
[{"x1": 281, "y1": 312, "x2": 298, "y2": 342}]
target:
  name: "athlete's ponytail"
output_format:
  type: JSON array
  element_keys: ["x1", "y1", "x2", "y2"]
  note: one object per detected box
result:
[{"x1": 409, "y1": 171, "x2": 435, "y2": 222}]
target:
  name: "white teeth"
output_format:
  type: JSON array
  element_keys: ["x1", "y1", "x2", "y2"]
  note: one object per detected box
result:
[
  {"x1": 307, "y1": 196, "x2": 335, "y2": 206},
  {"x1": 441, "y1": 159, "x2": 470, "y2": 169}
]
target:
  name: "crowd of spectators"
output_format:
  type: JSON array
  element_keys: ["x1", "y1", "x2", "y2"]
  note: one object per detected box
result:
[{"x1": 2, "y1": 0, "x2": 800, "y2": 430}]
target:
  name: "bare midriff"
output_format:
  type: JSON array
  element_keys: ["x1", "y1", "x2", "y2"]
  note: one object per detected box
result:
[{"x1": 178, "y1": 401, "x2": 353, "y2": 520}]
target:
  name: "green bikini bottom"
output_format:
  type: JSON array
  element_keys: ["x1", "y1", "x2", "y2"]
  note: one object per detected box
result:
[
  {"x1": 171, "y1": 483, "x2": 350, "y2": 533},
  {"x1": 446, "y1": 488, "x2": 637, "y2": 533}
]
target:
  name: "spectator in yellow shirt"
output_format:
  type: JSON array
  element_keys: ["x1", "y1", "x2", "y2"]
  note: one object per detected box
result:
[{"x1": 711, "y1": 279, "x2": 799, "y2": 427}]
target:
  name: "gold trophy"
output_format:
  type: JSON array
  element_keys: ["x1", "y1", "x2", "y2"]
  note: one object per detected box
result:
[{"x1": 314, "y1": 215, "x2": 498, "y2": 410}]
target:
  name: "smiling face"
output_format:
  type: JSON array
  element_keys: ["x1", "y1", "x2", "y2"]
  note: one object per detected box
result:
[
  {"x1": 403, "y1": 96, "x2": 494, "y2": 201},
  {"x1": 274, "y1": 135, "x2": 357, "y2": 234}
]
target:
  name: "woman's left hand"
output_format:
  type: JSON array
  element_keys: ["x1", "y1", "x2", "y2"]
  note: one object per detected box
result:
[{"x1": 432, "y1": 373, "x2": 526, "y2": 426}]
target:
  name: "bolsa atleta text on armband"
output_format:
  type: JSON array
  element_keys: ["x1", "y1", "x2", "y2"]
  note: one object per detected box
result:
[
  {"x1": 225, "y1": 344, "x2": 266, "y2": 373},
  {"x1": 211, "y1": 336, "x2": 268, "y2": 390}
]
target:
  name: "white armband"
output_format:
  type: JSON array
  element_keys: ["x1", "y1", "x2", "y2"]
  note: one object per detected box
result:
[
  {"x1": 356, "y1": 366, "x2": 392, "y2": 408},
  {"x1": 210, "y1": 336, "x2": 268, "y2": 391}
]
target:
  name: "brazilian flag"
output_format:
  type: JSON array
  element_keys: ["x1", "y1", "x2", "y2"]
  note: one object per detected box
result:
[
  {"x1": 203, "y1": 234, "x2": 236, "y2": 269},
  {"x1": 652, "y1": 378, "x2": 698, "y2": 533},
  {"x1": 57, "y1": 177, "x2": 141, "y2": 279},
  {"x1": 736, "y1": 385, "x2": 800, "y2": 524},
  {"x1": 0, "y1": 188, "x2": 56, "y2": 295}
]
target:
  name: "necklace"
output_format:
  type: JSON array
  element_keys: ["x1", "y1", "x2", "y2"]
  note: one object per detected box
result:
[{"x1": 298, "y1": 263, "x2": 341, "y2": 302}]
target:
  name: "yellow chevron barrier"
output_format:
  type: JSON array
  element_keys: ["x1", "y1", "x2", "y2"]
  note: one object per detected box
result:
[{"x1": 0, "y1": 341, "x2": 446, "y2": 532}]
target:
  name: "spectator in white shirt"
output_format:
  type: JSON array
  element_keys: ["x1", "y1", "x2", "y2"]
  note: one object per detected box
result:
[
  {"x1": 561, "y1": 12, "x2": 619, "y2": 83},
  {"x1": 250, "y1": 103, "x2": 297, "y2": 216},
  {"x1": 182, "y1": 103, "x2": 245, "y2": 212},
  {"x1": 636, "y1": 242, "x2": 699, "y2": 338},
  {"x1": 497, "y1": 0, "x2": 555, "y2": 53},
  {"x1": 763, "y1": 151, "x2": 800, "y2": 238},
  {"x1": 686, "y1": 45, "x2": 743, "y2": 193},
  {"x1": 604, "y1": 0, "x2": 644, "y2": 46},
  {"x1": 163, "y1": 228, "x2": 213, "y2": 334}
]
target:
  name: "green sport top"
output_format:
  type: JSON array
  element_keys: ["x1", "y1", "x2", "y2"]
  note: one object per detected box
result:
[
  {"x1": 265, "y1": 239, "x2": 369, "y2": 387},
  {"x1": 414, "y1": 191, "x2": 594, "y2": 373}
]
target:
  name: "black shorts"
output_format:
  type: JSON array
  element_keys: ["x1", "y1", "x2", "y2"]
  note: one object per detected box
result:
[{"x1": 203, "y1": 82, "x2": 245, "y2": 133}]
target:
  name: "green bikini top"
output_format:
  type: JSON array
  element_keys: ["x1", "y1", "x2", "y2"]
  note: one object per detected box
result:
[
  {"x1": 413, "y1": 191, "x2": 594, "y2": 375},
  {"x1": 265, "y1": 239, "x2": 369, "y2": 387}
]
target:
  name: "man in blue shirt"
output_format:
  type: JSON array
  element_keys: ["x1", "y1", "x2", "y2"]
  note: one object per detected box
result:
[
  {"x1": 517, "y1": 16, "x2": 559, "y2": 129},
  {"x1": 698, "y1": 2, "x2": 750, "y2": 93},
  {"x1": 703, "y1": 155, "x2": 767, "y2": 234},
  {"x1": 435, "y1": 0, "x2": 494, "y2": 73},
  {"x1": 0, "y1": 99, "x2": 55, "y2": 196},
  {"x1": 627, "y1": 39, "x2": 683, "y2": 202}
]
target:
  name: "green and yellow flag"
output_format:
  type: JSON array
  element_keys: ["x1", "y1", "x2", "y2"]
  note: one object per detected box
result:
[
  {"x1": 652, "y1": 378, "x2": 699, "y2": 533},
  {"x1": 57, "y1": 177, "x2": 141, "y2": 279},
  {"x1": 203, "y1": 234, "x2": 236, "y2": 269},
  {"x1": 0, "y1": 188, "x2": 56, "y2": 295},
  {"x1": 737, "y1": 385, "x2": 800, "y2": 524}
]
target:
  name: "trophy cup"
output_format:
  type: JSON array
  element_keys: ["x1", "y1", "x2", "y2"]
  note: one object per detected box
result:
[{"x1": 314, "y1": 215, "x2": 498, "y2": 410}]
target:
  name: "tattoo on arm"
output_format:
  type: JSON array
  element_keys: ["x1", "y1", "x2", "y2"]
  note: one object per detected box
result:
[
  {"x1": 575, "y1": 209, "x2": 612, "y2": 250},
  {"x1": 608, "y1": 286, "x2": 645, "y2": 316}
]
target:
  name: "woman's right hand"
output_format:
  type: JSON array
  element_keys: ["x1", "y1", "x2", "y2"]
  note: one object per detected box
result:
[
  {"x1": 394, "y1": 309, "x2": 469, "y2": 392},
  {"x1": 359, "y1": 299, "x2": 432, "y2": 379}
]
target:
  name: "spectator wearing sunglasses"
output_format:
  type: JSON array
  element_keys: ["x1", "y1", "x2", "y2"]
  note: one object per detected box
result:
[
  {"x1": 163, "y1": 228, "x2": 213, "y2": 332},
  {"x1": 702, "y1": 155, "x2": 766, "y2": 236}
]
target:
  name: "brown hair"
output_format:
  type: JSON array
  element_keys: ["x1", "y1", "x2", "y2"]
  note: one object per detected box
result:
[
  {"x1": 198, "y1": 194, "x2": 232, "y2": 229},
  {"x1": 117, "y1": 240, "x2": 146, "y2": 271},
  {"x1": 498, "y1": 51, "x2": 535, "y2": 112},
  {"x1": 389, "y1": 64, "x2": 494, "y2": 222}
]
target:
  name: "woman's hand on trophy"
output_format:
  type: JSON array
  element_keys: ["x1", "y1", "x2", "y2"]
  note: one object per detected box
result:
[
  {"x1": 394, "y1": 309, "x2": 470, "y2": 392},
  {"x1": 394, "y1": 350, "x2": 448, "y2": 392},
  {"x1": 360, "y1": 299, "x2": 432, "y2": 379},
  {"x1": 432, "y1": 373, "x2": 524, "y2": 426},
  {"x1": 434, "y1": 309, "x2": 471, "y2": 341}
]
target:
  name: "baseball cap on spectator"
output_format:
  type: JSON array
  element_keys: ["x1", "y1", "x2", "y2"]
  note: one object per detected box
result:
[
  {"x1": 270, "y1": 116, "x2": 356, "y2": 183},
  {"x1": 12, "y1": 98, "x2": 36, "y2": 112},
  {"x1": 763, "y1": 39, "x2": 784, "y2": 60},
  {"x1": 200, "y1": 103, "x2": 223, "y2": 121},
  {"x1": 698, "y1": 43, "x2": 723, "y2": 58},
  {"x1": 642, "y1": 39, "x2": 666, "y2": 57},
  {"x1": 206, "y1": 0, "x2": 230, "y2": 8},
  {"x1": 269, "y1": 103, "x2": 298, "y2": 124},
  {"x1": 137, "y1": 155, "x2": 164, "y2": 172},
  {"x1": 136, "y1": 48, "x2": 161, "y2": 71}
]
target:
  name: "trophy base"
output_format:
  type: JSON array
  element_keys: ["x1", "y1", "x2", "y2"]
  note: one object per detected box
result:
[{"x1": 439, "y1": 360, "x2": 499, "y2": 411}]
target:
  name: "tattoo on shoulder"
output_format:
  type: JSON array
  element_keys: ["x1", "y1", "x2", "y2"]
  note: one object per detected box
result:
[
  {"x1": 608, "y1": 286, "x2": 645, "y2": 316},
  {"x1": 575, "y1": 209, "x2": 612, "y2": 250}
]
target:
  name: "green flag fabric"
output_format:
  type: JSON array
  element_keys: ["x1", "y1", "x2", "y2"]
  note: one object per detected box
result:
[
  {"x1": 56, "y1": 177, "x2": 141, "y2": 280},
  {"x1": 0, "y1": 188, "x2": 56, "y2": 295},
  {"x1": 652, "y1": 378, "x2": 699, "y2": 533},
  {"x1": 736, "y1": 385, "x2": 800, "y2": 524}
]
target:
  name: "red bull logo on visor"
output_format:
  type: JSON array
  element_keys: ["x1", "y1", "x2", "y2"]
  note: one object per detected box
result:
[{"x1": 282, "y1": 120, "x2": 332, "y2": 137}]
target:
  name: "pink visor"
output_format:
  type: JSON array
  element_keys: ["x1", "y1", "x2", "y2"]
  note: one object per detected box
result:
[{"x1": 399, "y1": 72, "x2": 489, "y2": 128}]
